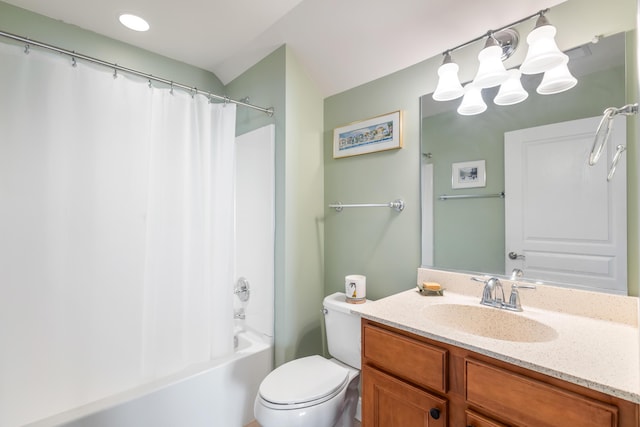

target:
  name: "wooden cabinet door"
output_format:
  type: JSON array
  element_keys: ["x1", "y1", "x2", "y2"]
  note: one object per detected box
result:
[
  {"x1": 466, "y1": 409, "x2": 509, "y2": 427},
  {"x1": 466, "y1": 359, "x2": 618, "y2": 427},
  {"x1": 363, "y1": 323, "x2": 448, "y2": 393},
  {"x1": 362, "y1": 365, "x2": 447, "y2": 427}
]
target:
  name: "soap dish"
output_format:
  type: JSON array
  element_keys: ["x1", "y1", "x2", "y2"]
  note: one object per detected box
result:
[{"x1": 416, "y1": 285, "x2": 445, "y2": 296}]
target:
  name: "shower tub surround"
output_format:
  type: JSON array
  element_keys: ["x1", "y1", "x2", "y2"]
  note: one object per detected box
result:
[{"x1": 25, "y1": 328, "x2": 272, "y2": 427}]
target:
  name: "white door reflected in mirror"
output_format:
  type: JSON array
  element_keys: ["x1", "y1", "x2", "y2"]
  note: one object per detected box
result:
[{"x1": 504, "y1": 116, "x2": 627, "y2": 294}]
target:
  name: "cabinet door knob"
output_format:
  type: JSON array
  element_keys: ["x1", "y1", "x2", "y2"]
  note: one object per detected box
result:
[{"x1": 429, "y1": 408, "x2": 441, "y2": 420}]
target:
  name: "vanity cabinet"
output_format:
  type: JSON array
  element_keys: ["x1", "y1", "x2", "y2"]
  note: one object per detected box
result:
[
  {"x1": 361, "y1": 319, "x2": 639, "y2": 427},
  {"x1": 362, "y1": 324, "x2": 448, "y2": 426},
  {"x1": 465, "y1": 410, "x2": 507, "y2": 427},
  {"x1": 363, "y1": 365, "x2": 447, "y2": 426}
]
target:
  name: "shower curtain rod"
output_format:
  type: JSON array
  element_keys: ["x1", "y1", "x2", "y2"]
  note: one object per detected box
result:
[{"x1": 0, "y1": 29, "x2": 274, "y2": 116}]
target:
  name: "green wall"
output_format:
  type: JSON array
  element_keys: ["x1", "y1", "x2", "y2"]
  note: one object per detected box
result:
[
  {"x1": 227, "y1": 46, "x2": 325, "y2": 365},
  {"x1": 627, "y1": 29, "x2": 640, "y2": 297},
  {"x1": 324, "y1": 0, "x2": 639, "y2": 299},
  {"x1": 323, "y1": 69, "x2": 423, "y2": 300},
  {"x1": 281, "y1": 48, "x2": 325, "y2": 362}
]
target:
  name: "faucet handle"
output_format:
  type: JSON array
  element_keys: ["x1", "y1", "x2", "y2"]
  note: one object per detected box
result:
[
  {"x1": 507, "y1": 283, "x2": 536, "y2": 311},
  {"x1": 475, "y1": 277, "x2": 502, "y2": 292},
  {"x1": 471, "y1": 276, "x2": 499, "y2": 288},
  {"x1": 511, "y1": 283, "x2": 536, "y2": 290}
]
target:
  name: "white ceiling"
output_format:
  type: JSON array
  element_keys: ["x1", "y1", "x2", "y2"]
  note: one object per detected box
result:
[{"x1": 3, "y1": 0, "x2": 565, "y2": 97}]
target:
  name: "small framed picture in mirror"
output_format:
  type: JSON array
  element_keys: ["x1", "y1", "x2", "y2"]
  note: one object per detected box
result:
[{"x1": 451, "y1": 160, "x2": 486, "y2": 189}]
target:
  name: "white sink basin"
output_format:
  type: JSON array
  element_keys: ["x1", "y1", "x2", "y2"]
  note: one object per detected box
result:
[{"x1": 424, "y1": 303, "x2": 558, "y2": 343}]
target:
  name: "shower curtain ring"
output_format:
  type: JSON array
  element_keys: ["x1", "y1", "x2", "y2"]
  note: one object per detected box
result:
[
  {"x1": 170, "y1": 82, "x2": 174, "y2": 95},
  {"x1": 71, "y1": 57, "x2": 77, "y2": 67},
  {"x1": 224, "y1": 96, "x2": 230, "y2": 106},
  {"x1": 113, "y1": 67, "x2": 118, "y2": 79},
  {"x1": 191, "y1": 87, "x2": 197, "y2": 98},
  {"x1": 24, "y1": 44, "x2": 30, "y2": 54}
]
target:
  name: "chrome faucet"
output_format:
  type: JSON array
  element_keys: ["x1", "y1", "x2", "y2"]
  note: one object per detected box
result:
[{"x1": 471, "y1": 274, "x2": 535, "y2": 312}]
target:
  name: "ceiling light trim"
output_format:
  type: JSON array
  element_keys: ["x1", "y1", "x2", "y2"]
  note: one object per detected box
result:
[{"x1": 118, "y1": 13, "x2": 150, "y2": 32}]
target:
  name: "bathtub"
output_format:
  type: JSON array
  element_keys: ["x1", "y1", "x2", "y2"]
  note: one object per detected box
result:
[{"x1": 26, "y1": 329, "x2": 273, "y2": 427}]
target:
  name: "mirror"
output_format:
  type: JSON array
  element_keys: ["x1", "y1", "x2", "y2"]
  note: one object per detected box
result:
[{"x1": 420, "y1": 31, "x2": 632, "y2": 294}]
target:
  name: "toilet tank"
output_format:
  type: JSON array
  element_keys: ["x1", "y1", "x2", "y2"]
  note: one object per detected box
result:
[{"x1": 323, "y1": 292, "x2": 370, "y2": 369}]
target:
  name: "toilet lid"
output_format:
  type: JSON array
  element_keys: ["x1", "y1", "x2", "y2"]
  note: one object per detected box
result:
[{"x1": 259, "y1": 355, "x2": 348, "y2": 405}]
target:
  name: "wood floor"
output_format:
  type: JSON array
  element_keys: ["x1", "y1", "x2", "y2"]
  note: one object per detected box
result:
[{"x1": 245, "y1": 419, "x2": 361, "y2": 427}]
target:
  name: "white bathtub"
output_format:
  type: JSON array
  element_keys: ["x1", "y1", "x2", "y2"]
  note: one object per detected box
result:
[{"x1": 26, "y1": 329, "x2": 272, "y2": 427}]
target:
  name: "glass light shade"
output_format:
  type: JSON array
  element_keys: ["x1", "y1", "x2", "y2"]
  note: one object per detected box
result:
[
  {"x1": 536, "y1": 62, "x2": 577, "y2": 95},
  {"x1": 520, "y1": 24, "x2": 568, "y2": 75},
  {"x1": 494, "y1": 69, "x2": 528, "y2": 106},
  {"x1": 433, "y1": 62, "x2": 464, "y2": 101},
  {"x1": 457, "y1": 84, "x2": 487, "y2": 116},
  {"x1": 473, "y1": 44, "x2": 509, "y2": 88}
]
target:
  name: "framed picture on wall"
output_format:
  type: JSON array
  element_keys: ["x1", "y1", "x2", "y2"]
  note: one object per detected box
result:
[
  {"x1": 333, "y1": 110, "x2": 402, "y2": 158},
  {"x1": 451, "y1": 160, "x2": 486, "y2": 189}
]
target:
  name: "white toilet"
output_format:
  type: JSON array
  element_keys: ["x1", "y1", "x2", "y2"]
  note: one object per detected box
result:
[{"x1": 254, "y1": 292, "x2": 368, "y2": 427}]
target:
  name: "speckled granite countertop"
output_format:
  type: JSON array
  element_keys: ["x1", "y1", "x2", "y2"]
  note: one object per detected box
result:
[{"x1": 354, "y1": 269, "x2": 640, "y2": 404}]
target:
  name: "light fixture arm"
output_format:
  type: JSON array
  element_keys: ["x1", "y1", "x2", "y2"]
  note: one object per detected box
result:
[
  {"x1": 484, "y1": 31, "x2": 499, "y2": 48},
  {"x1": 441, "y1": 51, "x2": 453, "y2": 64},
  {"x1": 440, "y1": 8, "x2": 549, "y2": 56}
]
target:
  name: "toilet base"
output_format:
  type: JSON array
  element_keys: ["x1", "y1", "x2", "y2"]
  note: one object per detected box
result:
[{"x1": 254, "y1": 360, "x2": 360, "y2": 427}]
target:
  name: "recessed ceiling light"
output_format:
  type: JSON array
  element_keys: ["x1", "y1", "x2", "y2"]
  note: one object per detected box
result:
[{"x1": 119, "y1": 13, "x2": 150, "y2": 32}]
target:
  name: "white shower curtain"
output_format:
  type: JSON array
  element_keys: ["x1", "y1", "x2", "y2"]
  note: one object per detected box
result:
[{"x1": 0, "y1": 42, "x2": 236, "y2": 426}]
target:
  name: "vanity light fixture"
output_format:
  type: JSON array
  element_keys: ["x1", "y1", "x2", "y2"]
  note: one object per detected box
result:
[
  {"x1": 433, "y1": 9, "x2": 576, "y2": 115},
  {"x1": 119, "y1": 13, "x2": 150, "y2": 32}
]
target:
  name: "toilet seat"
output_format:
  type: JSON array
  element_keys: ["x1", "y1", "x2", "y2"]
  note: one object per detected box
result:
[{"x1": 258, "y1": 355, "x2": 349, "y2": 410}]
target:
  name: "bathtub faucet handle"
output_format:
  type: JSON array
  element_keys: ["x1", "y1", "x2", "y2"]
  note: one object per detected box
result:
[{"x1": 234, "y1": 277, "x2": 251, "y2": 302}]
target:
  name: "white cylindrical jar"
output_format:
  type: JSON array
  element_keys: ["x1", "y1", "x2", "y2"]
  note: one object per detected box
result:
[{"x1": 345, "y1": 274, "x2": 366, "y2": 304}]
